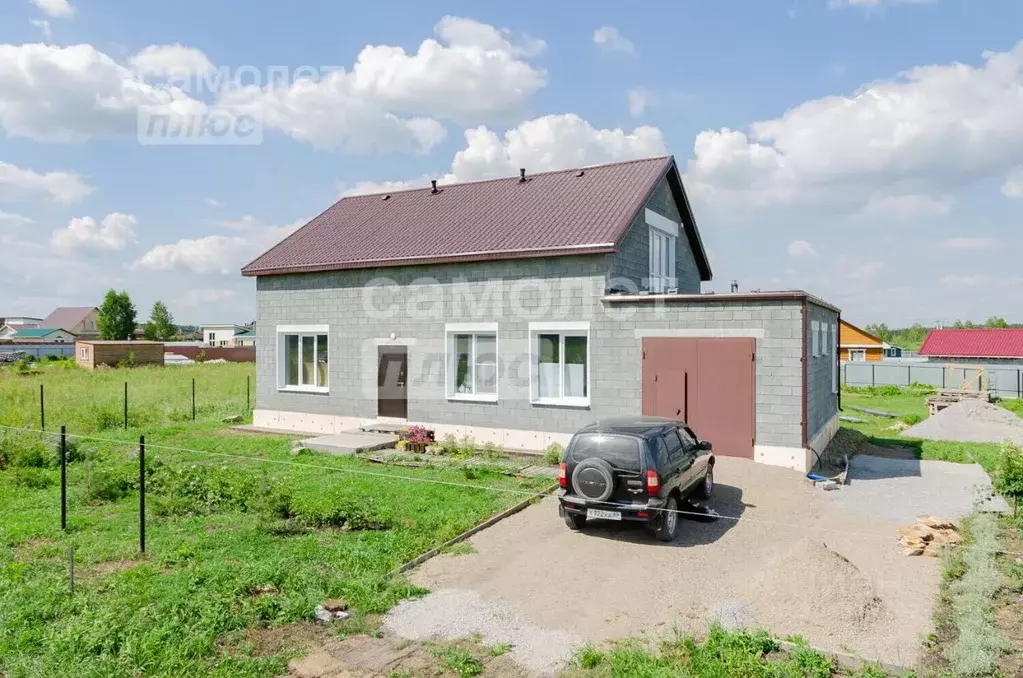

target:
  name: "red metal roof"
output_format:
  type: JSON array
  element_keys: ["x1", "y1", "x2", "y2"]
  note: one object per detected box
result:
[
  {"x1": 918, "y1": 329, "x2": 1023, "y2": 358},
  {"x1": 241, "y1": 156, "x2": 711, "y2": 278}
]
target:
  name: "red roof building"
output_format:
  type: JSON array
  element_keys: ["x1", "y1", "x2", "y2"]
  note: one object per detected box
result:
[{"x1": 919, "y1": 329, "x2": 1023, "y2": 361}]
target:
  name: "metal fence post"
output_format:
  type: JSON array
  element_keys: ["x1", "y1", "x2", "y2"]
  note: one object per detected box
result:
[
  {"x1": 872, "y1": 363, "x2": 876, "y2": 386},
  {"x1": 40, "y1": 384, "x2": 45, "y2": 431},
  {"x1": 246, "y1": 375, "x2": 250, "y2": 411},
  {"x1": 192, "y1": 378, "x2": 196, "y2": 421},
  {"x1": 138, "y1": 435, "x2": 146, "y2": 554},
  {"x1": 907, "y1": 365, "x2": 912, "y2": 386},
  {"x1": 123, "y1": 382, "x2": 128, "y2": 430},
  {"x1": 60, "y1": 425, "x2": 67, "y2": 531}
]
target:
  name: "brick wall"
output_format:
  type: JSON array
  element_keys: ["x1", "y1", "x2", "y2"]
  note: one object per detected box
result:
[
  {"x1": 805, "y1": 302, "x2": 840, "y2": 441},
  {"x1": 607, "y1": 177, "x2": 702, "y2": 294}
]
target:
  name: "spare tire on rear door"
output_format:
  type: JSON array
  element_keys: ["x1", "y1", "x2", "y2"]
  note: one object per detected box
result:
[{"x1": 571, "y1": 457, "x2": 615, "y2": 502}]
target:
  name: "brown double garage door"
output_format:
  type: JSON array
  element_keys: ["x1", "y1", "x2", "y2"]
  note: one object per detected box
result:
[{"x1": 642, "y1": 337, "x2": 755, "y2": 460}]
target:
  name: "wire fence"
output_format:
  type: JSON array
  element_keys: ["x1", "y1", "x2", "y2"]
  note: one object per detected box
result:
[
  {"x1": 2, "y1": 421, "x2": 1020, "y2": 559},
  {"x1": 0, "y1": 368, "x2": 254, "y2": 433}
]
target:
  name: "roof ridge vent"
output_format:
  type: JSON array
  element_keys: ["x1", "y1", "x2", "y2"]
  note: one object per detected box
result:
[
  {"x1": 431, "y1": 180, "x2": 438, "y2": 194},
  {"x1": 576, "y1": 170, "x2": 585, "y2": 177},
  {"x1": 519, "y1": 168, "x2": 526, "y2": 183}
]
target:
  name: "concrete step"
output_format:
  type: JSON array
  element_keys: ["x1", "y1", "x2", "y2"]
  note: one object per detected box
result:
[{"x1": 299, "y1": 431, "x2": 398, "y2": 456}]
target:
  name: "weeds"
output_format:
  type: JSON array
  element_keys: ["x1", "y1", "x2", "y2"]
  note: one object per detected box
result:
[
  {"x1": 427, "y1": 646, "x2": 483, "y2": 677},
  {"x1": 542, "y1": 442, "x2": 565, "y2": 466},
  {"x1": 489, "y1": 643, "x2": 512, "y2": 657},
  {"x1": 945, "y1": 512, "x2": 1011, "y2": 675}
]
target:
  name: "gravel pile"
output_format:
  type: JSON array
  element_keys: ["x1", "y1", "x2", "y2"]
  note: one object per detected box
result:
[
  {"x1": 383, "y1": 588, "x2": 582, "y2": 675},
  {"x1": 903, "y1": 400, "x2": 1023, "y2": 444}
]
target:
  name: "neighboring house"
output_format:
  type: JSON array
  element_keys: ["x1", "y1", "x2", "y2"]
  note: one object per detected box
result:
[
  {"x1": 76, "y1": 340, "x2": 164, "y2": 370},
  {"x1": 882, "y1": 343, "x2": 903, "y2": 359},
  {"x1": 14, "y1": 327, "x2": 77, "y2": 343},
  {"x1": 41, "y1": 307, "x2": 100, "y2": 338},
  {"x1": 201, "y1": 324, "x2": 248, "y2": 347},
  {"x1": 234, "y1": 329, "x2": 256, "y2": 347},
  {"x1": 918, "y1": 329, "x2": 1023, "y2": 365},
  {"x1": 242, "y1": 156, "x2": 841, "y2": 473},
  {"x1": 839, "y1": 320, "x2": 885, "y2": 362},
  {"x1": 0, "y1": 323, "x2": 39, "y2": 340}
]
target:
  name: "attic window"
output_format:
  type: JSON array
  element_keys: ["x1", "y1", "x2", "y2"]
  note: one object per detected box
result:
[{"x1": 646, "y1": 209, "x2": 679, "y2": 293}]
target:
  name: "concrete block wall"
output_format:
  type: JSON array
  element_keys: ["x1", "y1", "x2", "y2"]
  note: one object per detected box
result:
[
  {"x1": 256, "y1": 259, "x2": 809, "y2": 448},
  {"x1": 607, "y1": 177, "x2": 702, "y2": 294},
  {"x1": 805, "y1": 301, "x2": 840, "y2": 442}
]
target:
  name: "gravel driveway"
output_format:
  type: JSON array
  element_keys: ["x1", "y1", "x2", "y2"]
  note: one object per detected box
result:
[{"x1": 385, "y1": 457, "x2": 947, "y2": 674}]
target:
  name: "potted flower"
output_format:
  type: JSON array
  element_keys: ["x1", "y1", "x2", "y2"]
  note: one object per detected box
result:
[{"x1": 402, "y1": 425, "x2": 433, "y2": 453}]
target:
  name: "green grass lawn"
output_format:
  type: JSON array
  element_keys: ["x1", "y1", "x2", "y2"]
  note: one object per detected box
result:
[
  {"x1": 0, "y1": 365, "x2": 551, "y2": 677},
  {"x1": 839, "y1": 386, "x2": 1017, "y2": 471},
  {"x1": 0, "y1": 360, "x2": 255, "y2": 433}
]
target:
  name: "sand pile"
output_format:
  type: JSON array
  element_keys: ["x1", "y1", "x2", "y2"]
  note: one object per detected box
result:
[
  {"x1": 749, "y1": 538, "x2": 891, "y2": 636},
  {"x1": 902, "y1": 400, "x2": 1023, "y2": 445}
]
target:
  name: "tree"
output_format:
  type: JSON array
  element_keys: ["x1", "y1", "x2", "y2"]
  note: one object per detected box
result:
[
  {"x1": 865, "y1": 323, "x2": 891, "y2": 342},
  {"x1": 143, "y1": 301, "x2": 177, "y2": 341},
  {"x1": 98, "y1": 289, "x2": 138, "y2": 340},
  {"x1": 985, "y1": 316, "x2": 1009, "y2": 329},
  {"x1": 993, "y1": 443, "x2": 1023, "y2": 517}
]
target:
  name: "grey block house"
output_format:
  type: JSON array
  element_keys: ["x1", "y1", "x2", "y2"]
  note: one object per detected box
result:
[{"x1": 243, "y1": 156, "x2": 840, "y2": 472}]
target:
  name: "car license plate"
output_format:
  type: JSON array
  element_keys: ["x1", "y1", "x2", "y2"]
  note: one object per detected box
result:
[{"x1": 586, "y1": 509, "x2": 622, "y2": 521}]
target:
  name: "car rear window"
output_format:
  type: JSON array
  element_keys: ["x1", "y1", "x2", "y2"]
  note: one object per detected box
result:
[{"x1": 568, "y1": 433, "x2": 643, "y2": 472}]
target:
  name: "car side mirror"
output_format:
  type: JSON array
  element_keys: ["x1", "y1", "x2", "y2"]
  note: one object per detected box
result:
[{"x1": 698, "y1": 440, "x2": 712, "y2": 451}]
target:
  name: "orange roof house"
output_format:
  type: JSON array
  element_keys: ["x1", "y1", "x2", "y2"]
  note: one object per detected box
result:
[{"x1": 839, "y1": 320, "x2": 885, "y2": 362}]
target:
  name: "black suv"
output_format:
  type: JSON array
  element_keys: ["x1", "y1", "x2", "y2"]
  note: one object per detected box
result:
[{"x1": 557, "y1": 417, "x2": 715, "y2": 542}]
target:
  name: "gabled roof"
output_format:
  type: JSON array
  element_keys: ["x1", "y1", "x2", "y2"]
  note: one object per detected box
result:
[
  {"x1": 15, "y1": 327, "x2": 69, "y2": 338},
  {"x1": 234, "y1": 329, "x2": 254, "y2": 338},
  {"x1": 839, "y1": 319, "x2": 884, "y2": 346},
  {"x1": 241, "y1": 156, "x2": 712, "y2": 279},
  {"x1": 919, "y1": 329, "x2": 1023, "y2": 359},
  {"x1": 42, "y1": 307, "x2": 97, "y2": 332}
]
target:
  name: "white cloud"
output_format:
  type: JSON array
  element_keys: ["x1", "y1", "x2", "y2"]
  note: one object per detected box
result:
[
  {"x1": 340, "y1": 178, "x2": 425, "y2": 197},
  {"x1": 131, "y1": 44, "x2": 214, "y2": 79},
  {"x1": 627, "y1": 89, "x2": 650, "y2": 117},
  {"x1": 592, "y1": 26, "x2": 635, "y2": 55},
  {"x1": 942, "y1": 274, "x2": 992, "y2": 287},
  {"x1": 177, "y1": 288, "x2": 237, "y2": 308},
  {"x1": 840, "y1": 257, "x2": 884, "y2": 281},
  {"x1": 219, "y1": 16, "x2": 546, "y2": 153},
  {"x1": 0, "y1": 43, "x2": 205, "y2": 143},
  {"x1": 941, "y1": 236, "x2": 998, "y2": 251},
  {"x1": 449, "y1": 114, "x2": 667, "y2": 181},
  {"x1": 30, "y1": 19, "x2": 52, "y2": 40},
  {"x1": 0, "y1": 160, "x2": 93, "y2": 203},
  {"x1": 204, "y1": 197, "x2": 224, "y2": 207},
  {"x1": 860, "y1": 194, "x2": 953, "y2": 220},
  {"x1": 0, "y1": 211, "x2": 34, "y2": 231},
  {"x1": 685, "y1": 42, "x2": 1023, "y2": 216},
  {"x1": 51, "y1": 212, "x2": 137, "y2": 252},
  {"x1": 1002, "y1": 167, "x2": 1023, "y2": 198},
  {"x1": 132, "y1": 217, "x2": 304, "y2": 275},
  {"x1": 787, "y1": 240, "x2": 818, "y2": 258},
  {"x1": 31, "y1": 0, "x2": 75, "y2": 19}
]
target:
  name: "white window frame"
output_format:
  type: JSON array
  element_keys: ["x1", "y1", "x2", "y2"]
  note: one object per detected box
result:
[
  {"x1": 831, "y1": 323, "x2": 838, "y2": 394},
  {"x1": 528, "y1": 321, "x2": 591, "y2": 408},
  {"x1": 646, "y1": 209, "x2": 679, "y2": 293},
  {"x1": 848, "y1": 349, "x2": 866, "y2": 362},
  {"x1": 79, "y1": 347, "x2": 88, "y2": 359},
  {"x1": 811, "y1": 321, "x2": 820, "y2": 357},
  {"x1": 276, "y1": 324, "x2": 330, "y2": 393},
  {"x1": 444, "y1": 323, "x2": 499, "y2": 403}
]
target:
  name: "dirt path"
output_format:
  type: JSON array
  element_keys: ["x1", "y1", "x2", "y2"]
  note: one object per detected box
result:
[{"x1": 395, "y1": 457, "x2": 941, "y2": 673}]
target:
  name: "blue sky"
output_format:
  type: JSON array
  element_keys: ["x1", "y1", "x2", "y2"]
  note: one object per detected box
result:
[{"x1": 1, "y1": 0, "x2": 1021, "y2": 327}]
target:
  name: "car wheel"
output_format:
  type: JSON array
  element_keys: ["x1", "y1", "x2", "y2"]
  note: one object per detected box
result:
[
  {"x1": 564, "y1": 512, "x2": 587, "y2": 530},
  {"x1": 653, "y1": 495, "x2": 679, "y2": 542},
  {"x1": 693, "y1": 466, "x2": 714, "y2": 499}
]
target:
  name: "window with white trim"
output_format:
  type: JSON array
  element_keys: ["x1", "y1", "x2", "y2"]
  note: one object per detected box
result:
[
  {"x1": 811, "y1": 321, "x2": 820, "y2": 357},
  {"x1": 646, "y1": 209, "x2": 678, "y2": 293},
  {"x1": 80, "y1": 347, "x2": 88, "y2": 360},
  {"x1": 848, "y1": 349, "x2": 866, "y2": 362},
  {"x1": 530, "y1": 323, "x2": 590, "y2": 406},
  {"x1": 445, "y1": 324, "x2": 498, "y2": 401},
  {"x1": 277, "y1": 326, "x2": 329, "y2": 392},
  {"x1": 831, "y1": 323, "x2": 838, "y2": 394}
]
